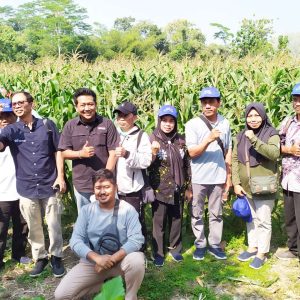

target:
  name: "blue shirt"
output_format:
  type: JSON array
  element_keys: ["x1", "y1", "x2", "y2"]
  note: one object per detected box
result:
[{"x1": 0, "y1": 117, "x2": 59, "y2": 199}]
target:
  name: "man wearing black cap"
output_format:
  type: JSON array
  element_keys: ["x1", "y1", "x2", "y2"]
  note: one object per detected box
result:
[
  {"x1": 113, "y1": 101, "x2": 152, "y2": 242},
  {"x1": 58, "y1": 88, "x2": 119, "y2": 212}
]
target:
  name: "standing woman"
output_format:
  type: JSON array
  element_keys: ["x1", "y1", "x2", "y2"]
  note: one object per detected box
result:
[
  {"x1": 232, "y1": 102, "x2": 280, "y2": 269},
  {"x1": 149, "y1": 105, "x2": 191, "y2": 267}
]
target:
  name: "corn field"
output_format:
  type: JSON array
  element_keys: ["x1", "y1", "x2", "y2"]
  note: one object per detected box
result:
[{"x1": 1, "y1": 53, "x2": 300, "y2": 135}]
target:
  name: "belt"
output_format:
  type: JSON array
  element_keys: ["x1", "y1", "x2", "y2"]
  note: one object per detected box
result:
[{"x1": 118, "y1": 190, "x2": 141, "y2": 197}]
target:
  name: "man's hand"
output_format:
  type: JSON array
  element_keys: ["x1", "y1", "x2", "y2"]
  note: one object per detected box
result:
[
  {"x1": 185, "y1": 188, "x2": 193, "y2": 203},
  {"x1": 245, "y1": 130, "x2": 255, "y2": 140},
  {"x1": 93, "y1": 254, "x2": 115, "y2": 273},
  {"x1": 81, "y1": 141, "x2": 95, "y2": 158},
  {"x1": 234, "y1": 184, "x2": 246, "y2": 197},
  {"x1": 115, "y1": 144, "x2": 127, "y2": 158},
  {"x1": 207, "y1": 128, "x2": 221, "y2": 143},
  {"x1": 151, "y1": 141, "x2": 160, "y2": 155},
  {"x1": 53, "y1": 176, "x2": 66, "y2": 193}
]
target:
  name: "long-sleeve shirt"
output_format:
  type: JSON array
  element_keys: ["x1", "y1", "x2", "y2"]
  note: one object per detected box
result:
[
  {"x1": 70, "y1": 200, "x2": 144, "y2": 259},
  {"x1": 232, "y1": 134, "x2": 280, "y2": 200}
]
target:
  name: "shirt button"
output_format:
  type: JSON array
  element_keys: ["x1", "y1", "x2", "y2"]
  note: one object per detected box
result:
[
  {"x1": 33, "y1": 152, "x2": 35, "y2": 155},
  {"x1": 35, "y1": 174, "x2": 38, "y2": 176},
  {"x1": 36, "y1": 183, "x2": 39, "y2": 186},
  {"x1": 32, "y1": 142, "x2": 34, "y2": 144},
  {"x1": 34, "y1": 163, "x2": 36, "y2": 166}
]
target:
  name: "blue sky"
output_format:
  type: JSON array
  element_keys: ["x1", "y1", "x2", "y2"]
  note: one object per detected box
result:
[{"x1": 1, "y1": 0, "x2": 299, "y2": 43}]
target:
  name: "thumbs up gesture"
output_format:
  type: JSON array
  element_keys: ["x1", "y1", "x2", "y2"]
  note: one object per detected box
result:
[
  {"x1": 81, "y1": 141, "x2": 95, "y2": 158},
  {"x1": 115, "y1": 142, "x2": 127, "y2": 158}
]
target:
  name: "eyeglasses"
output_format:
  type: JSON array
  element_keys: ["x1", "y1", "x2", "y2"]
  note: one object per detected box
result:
[{"x1": 12, "y1": 100, "x2": 28, "y2": 107}]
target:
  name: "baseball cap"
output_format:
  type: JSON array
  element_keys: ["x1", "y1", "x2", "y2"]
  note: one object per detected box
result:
[
  {"x1": 113, "y1": 101, "x2": 137, "y2": 115},
  {"x1": 232, "y1": 196, "x2": 252, "y2": 223},
  {"x1": 0, "y1": 98, "x2": 13, "y2": 113},
  {"x1": 199, "y1": 86, "x2": 220, "y2": 99},
  {"x1": 158, "y1": 105, "x2": 178, "y2": 119},
  {"x1": 291, "y1": 83, "x2": 300, "y2": 96}
]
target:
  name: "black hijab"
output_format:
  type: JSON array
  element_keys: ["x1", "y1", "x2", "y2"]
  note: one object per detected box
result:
[
  {"x1": 237, "y1": 102, "x2": 278, "y2": 166},
  {"x1": 153, "y1": 115, "x2": 185, "y2": 187}
]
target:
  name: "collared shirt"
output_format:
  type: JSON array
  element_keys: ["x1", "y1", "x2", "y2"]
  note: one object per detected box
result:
[
  {"x1": 58, "y1": 114, "x2": 119, "y2": 193},
  {"x1": 185, "y1": 114, "x2": 232, "y2": 184},
  {"x1": 0, "y1": 117, "x2": 59, "y2": 199},
  {"x1": 279, "y1": 115, "x2": 300, "y2": 192}
]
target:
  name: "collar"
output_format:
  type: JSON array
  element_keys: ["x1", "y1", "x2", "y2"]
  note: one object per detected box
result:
[
  {"x1": 18, "y1": 116, "x2": 38, "y2": 130},
  {"x1": 76, "y1": 114, "x2": 102, "y2": 126},
  {"x1": 117, "y1": 125, "x2": 139, "y2": 137}
]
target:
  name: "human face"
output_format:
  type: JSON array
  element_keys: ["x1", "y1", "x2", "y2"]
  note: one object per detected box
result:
[
  {"x1": 246, "y1": 109, "x2": 263, "y2": 129},
  {"x1": 160, "y1": 115, "x2": 175, "y2": 134},
  {"x1": 116, "y1": 112, "x2": 137, "y2": 132},
  {"x1": 200, "y1": 98, "x2": 220, "y2": 121},
  {"x1": 76, "y1": 95, "x2": 96, "y2": 123},
  {"x1": 292, "y1": 95, "x2": 300, "y2": 115},
  {"x1": 94, "y1": 179, "x2": 117, "y2": 208},
  {"x1": 11, "y1": 93, "x2": 32, "y2": 119},
  {"x1": 0, "y1": 112, "x2": 17, "y2": 129}
]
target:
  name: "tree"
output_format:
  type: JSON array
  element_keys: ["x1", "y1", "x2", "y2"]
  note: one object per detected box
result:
[
  {"x1": 210, "y1": 23, "x2": 233, "y2": 45},
  {"x1": 231, "y1": 18, "x2": 274, "y2": 58},
  {"x1": 277, "y1": 35, "x2": 289, "y2": 53},
  {"x1": 113, "y1": 17, "x2": 135, "y2": 31}
]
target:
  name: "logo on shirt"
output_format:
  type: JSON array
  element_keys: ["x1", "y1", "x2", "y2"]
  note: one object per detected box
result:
[
  {"x1": 14, "y1": 139, "x2": 26, "y2": 143},
  {"x1": 97, "y1": 126, "x2": 106, "y2": 130}
]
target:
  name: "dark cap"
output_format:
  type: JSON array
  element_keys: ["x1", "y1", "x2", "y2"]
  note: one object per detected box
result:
[{"x1": 113, "y1": 101, "x2": 137, "y2": 115}]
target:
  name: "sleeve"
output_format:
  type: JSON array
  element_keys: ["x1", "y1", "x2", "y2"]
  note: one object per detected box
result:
[
  {"x1": 106, "y1": 120, "x2": 120, "y2": 151},
  {"x1": 249, "y1": 134, "x2": 280, "y2": 161},
  {"x1": 185, "y1": 120, "x2": 198, "y2": 149},
  {"x1": 226, "y1": 122, "x2": 232, "y2": 150},
  {"x1": 58, "y1": 121, "x2": 73, "y2": 150},
  {"x1": 231, "y1": 137, "x2": 241, "y2": 186},
  {"x1": 126, "y1": 132, "x2": 152, "y2": 169},
  {"x1": 0, "y1": 126, "x2": 12, "y2": 151},
  {"x1": 69, "y1": 208, "x2": 92, "y2": 258},
  {"x1": 121, "y1": 207, "x2": 144, "y2": 254}
]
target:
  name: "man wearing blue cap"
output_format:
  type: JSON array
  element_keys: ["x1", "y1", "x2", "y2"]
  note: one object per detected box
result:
[
  {"x1": 0, "y1": 98, "x2": 29, "y2": 269},
  {"x1": 185, "y1": 86, "x2": 232, "y2": 260},
  {"x1": 276, "y1": 83, "x2": 300, "y2": 261}
]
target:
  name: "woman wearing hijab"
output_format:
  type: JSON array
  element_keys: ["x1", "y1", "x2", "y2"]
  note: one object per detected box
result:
[
  {"x1": 149, "y1": 105, "x2": 191, "y2": 267},
  {"x1": 232, "y1": 102, "x2": 280, "y2": 269}
]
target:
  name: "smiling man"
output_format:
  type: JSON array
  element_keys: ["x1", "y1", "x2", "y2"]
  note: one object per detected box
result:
[
  {"x1": 58, "y1": 88, "x2": 119, "y2": 212},
  {"x1": 55, "y1": 169, "x2": 145, "y2": 300},
  {"x1": 185, "y1": 86, "x2": 232, "y2": 261},
  {"x1": 0, "y1": 91, "x2": 65, "y2": 278}
]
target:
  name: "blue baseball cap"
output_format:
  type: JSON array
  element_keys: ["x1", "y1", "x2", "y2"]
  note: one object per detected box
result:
[
  {"x1": 199, "y1": 86, "x2": 220, "y2": 99},
  {"x1": 158, "y1": 105, "x2": 178, "y2": 119},
  {"x1": 232, "y1": 196, "x2": 252, "y2": 223},
  {"x1": 291, "y1": 83, "x2": 300, "y2": 96},
  {"x1": 0, "y1": 98, "x2": 13, "y2": 113}
]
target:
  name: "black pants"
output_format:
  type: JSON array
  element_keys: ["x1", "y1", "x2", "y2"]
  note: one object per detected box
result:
[
  {"x1": 0, "y1": 200, "x2": 28, "y2": 262},
  {"x1": 283, "y1": 189, "x2": 300, "y2": 257},
  {"x1": 118, "y1": 191, "x2": 147, "y2": 249},
  {"x1": 152, "y1": 194, "x2": 183, "y2": 258}
]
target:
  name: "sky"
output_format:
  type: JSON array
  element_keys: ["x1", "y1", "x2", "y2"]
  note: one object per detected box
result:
[{"x1": 1, "y1": 0, "x2": 299, "y2": 43}]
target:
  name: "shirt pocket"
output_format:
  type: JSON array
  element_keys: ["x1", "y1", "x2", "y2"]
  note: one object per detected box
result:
[{"x1": 90, "y1": 130, "x2": 107, "y2": 147}]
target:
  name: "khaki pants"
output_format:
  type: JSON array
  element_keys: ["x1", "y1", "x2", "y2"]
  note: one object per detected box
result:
[
  {"x1": 54, "y1": 252, "x2": 145, "y2": 300},
  {"x1": 19, "y1": 194, "x2": 63, "y2": 260}
]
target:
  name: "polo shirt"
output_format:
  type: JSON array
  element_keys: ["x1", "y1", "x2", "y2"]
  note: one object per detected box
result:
[
  {"x1": 185, "y1": 114, "x2": 232, "y2": 185},
  {"x1": 58, "y1": 114, "x2": 119, "y2": 193},
  {"x1": 0, "y1": 117, "x2": 59, "y2": 199}
]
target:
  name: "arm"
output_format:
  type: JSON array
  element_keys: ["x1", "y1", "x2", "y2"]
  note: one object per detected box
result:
[
  {"x1": 62, "y1": 141, "x2": 95, "y2": 160},
  {"x1": 281, "y1": 144, "x2": 300, "y2": 157},
  {"x1": 232, "y1": 138, "x2": 246, "y2": 197},
  {"x1": 0, "y1": 141, "x2": 4, "y2": 151},
  {"x1": 53, "y1": 151, "x2": 66, "y2": 193},
  {"x1": 106, "y1": 149, "x2": 117, "y2": 171}
]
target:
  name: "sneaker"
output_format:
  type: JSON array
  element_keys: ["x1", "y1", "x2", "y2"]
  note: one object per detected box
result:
[
  {"x1": 249, "y1": 257, "x2": 267, "y2": 269},
  {"x1": 20, "y1": 256, "x2": 33, "y2": 264},
  {"x1": 237, "y1": 251, "x2": 257, "y2": 262},
  {"x1": 193, "y1": 247, "x2": 206, "y2": 260},
  {"x1": 50, "y1": 256, "x2": 66, "y2": 278},
  {"x1": 153, "y1": 255, "x2": 164, "y2": 267},
  {"x1": 29, "y1": 258, "x2": 48, "y2": 277},
  {"x1": 169, "y1": 252, "x2": 184, "y2": 262},
  {"x1": 208, "y1": 247, "x2": 227, "y2": 260},
  {"x1": 275, "y1": 250, "x2": 298, "y2": 260}
]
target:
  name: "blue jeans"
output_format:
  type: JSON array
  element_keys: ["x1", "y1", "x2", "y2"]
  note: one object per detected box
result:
[{"x1": 73, "y1": 187, "x2": 93, "y2": 213}]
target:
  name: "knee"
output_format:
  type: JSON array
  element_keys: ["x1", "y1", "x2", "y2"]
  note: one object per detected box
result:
[
  {"x1": 54, "y1": 281, "x2": 72, "y2": 300},
  {"x1": 124, "y1": 252, "x2": 145, "y2": 276}
]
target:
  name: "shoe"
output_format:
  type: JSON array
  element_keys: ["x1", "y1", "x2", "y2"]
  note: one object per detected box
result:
[
  {"x1": 275, "y1": 250, "x2": 298, "y2": 260},
  {"x1": 29, "y1": 258, "x2": 48, "y2": 277},
  {"x1": 238, "y1": 251, "x2": 257, "y2": 262},
  {"x1": 208, "y1": 247, "x2": 227, "y2": 260},
  {"x1": 20, "y1": 256, "x2": 32, "y2": 264},
  {"x1": 153, "y1": 255, "x2": 164, "y2": 267},
  {"x1": 169, "y1": 252, "x2": 183, "y2": 262},
  {"x1": 193, "y1": 247, "x2": 206, "y2": 260},
  {"x1": 50, "y1": 256, "x2": 66, "y2": 278},
  {"x1": 249, "y1": 257, "x2": 267, "y2": 269}
]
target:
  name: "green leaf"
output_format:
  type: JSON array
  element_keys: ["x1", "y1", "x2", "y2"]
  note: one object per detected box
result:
[{"x1": 93, "y1": 276, "x2": 125, "y2": 300}]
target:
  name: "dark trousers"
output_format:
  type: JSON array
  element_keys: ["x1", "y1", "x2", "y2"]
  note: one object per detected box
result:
[
  {"x1": 118, "y1": 191, "x2": 147, "y2": 248},
  {"x1": 0, "y1": 200, "x2": 28, "y2": 262},
  {"x1": 152, "y1": 194, "x2": 183, "y2": 257},
  {"x1": 283, "y1": 189, "x2": 300, "y2": 257}
]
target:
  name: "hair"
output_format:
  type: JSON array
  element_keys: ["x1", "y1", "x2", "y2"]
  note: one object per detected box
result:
[
  {"x1": 92, "y1": 169, "x2": 116, "y2": 186},
  {"x1": 73, "y1": 88, "x2": 97, "y2": 105},
  {"x1": 11, "y1": 91, "x2": 34, "y2": 103}
]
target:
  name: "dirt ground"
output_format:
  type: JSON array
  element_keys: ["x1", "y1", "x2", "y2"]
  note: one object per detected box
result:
[{"x1": 0, "y1": 246, "x2": 299, "y2": 300}]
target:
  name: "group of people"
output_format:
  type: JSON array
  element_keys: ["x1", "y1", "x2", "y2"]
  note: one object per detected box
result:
[{"x1": 0, "y1": 83, "x2": 299, "y2": 299}]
